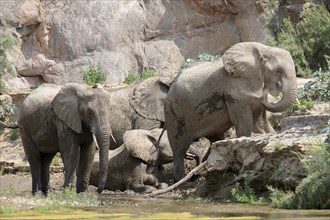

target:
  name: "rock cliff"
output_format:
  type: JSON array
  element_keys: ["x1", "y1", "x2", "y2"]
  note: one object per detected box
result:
[{"x1": 1, "y1": 0, "x2": 272, "y2": 91}]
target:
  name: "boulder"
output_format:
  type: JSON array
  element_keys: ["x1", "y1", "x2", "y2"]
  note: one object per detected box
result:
[{"x1": 205, "y1": 114, "x2": 330, "y2": 197}]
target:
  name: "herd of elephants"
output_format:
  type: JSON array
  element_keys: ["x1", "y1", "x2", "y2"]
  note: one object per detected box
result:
[{"x1": 17, "y1": 42, "x2": 298, "y2": 195}]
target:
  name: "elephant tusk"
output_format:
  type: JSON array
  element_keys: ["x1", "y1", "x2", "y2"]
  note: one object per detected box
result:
[
  {"x1": 111, "y1": 134, "x2": 117, "y2": 144},
  {"x1": 93, "y1": 134, "x2": 100, "y2": 150}
]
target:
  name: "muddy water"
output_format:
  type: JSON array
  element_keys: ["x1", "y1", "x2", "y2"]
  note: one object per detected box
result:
[
  {"x1": 2, "y1": 195, "x2": 329, "y2": 219},
  {"x1": 92, "y1": 195, "x2": 329, "y2": 219}
]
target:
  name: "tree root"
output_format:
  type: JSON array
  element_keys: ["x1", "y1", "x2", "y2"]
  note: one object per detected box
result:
[{"x1": 150, "y1": 160, "x2": 207, "y2": 196}]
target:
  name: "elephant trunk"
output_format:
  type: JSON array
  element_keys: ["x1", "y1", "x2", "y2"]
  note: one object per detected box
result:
[
  {"x1": 262, "y1": 75, "x2": 297, "y2": 112},
  {"x1": 95, "y1": 129, "x2": 111, "y2": 193}
]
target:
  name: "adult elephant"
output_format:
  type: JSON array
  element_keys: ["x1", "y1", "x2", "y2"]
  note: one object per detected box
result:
[
  {"x1": 19, "y1": 83, "x2": 112, "y2": 195},
  {"x1": 164, "y1": 42, "x2": 298, "y2": 181},
  {"x1": 106, "y1": 76, "x2": 173, "y2": 149}
]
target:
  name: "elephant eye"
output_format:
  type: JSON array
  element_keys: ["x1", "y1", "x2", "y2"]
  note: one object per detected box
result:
[
  {"x1": 276, "y1": 68, "x2": 283, "y2": 76},
  {"x1": 86, "y1": 109, "x2": 93, "y2": 117}
]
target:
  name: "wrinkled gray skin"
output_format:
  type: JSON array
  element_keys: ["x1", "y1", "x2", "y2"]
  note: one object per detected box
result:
[
  {"x1": 165, "y1": 42, "x2": 297, "y2": 181},
  {"x1": 90, "y1": 129, "x2": 202, "y2": 193},
  {"x1": 106, "y1": 76, "x2": 173, "y2": 149},
  {"x1": 19, "y1": 83, "x2": 112, "y2": 195}
]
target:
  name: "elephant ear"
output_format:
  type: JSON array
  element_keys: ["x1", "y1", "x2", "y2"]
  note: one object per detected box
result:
[
  {"x1": 123, "y1": 130, "x2": 159, "y2": 165},
  {"x1": 129, "y1": 76, "x2": 174, "y2": 122},
  {"x1": 222, "y1": 42, "x2": 268, "y2": 98},
  {"x1": 52, "y1": 83, "x2": 88, "y2": 134}
]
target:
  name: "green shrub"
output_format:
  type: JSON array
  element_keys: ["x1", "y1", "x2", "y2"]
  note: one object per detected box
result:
[
  {"x1": 82, "y1": 63, "x2": 107, "y2": 86},
  {"x1": 140, "y1": 71, "x2": 158, "y2": 80},
  {"x1": 9, "y1": 129, "x2": 19, "y2": 141},
  {"x1": 269, "y1": 141, "x2": 330, "y2": 209},
  {"x1": 287, "y1": 99, "x2": 314, "y2": 116},
  {"x1": 179, "y1": 53, "x2": 221, "y2": 71},
  {"x1": 0, "y1": 99, "x2": 16, "y2": 133},
  {"x1": 298, "y1": 68, "x2": 330, "y2": 102},
  {"x1": 266, "y1": 4, "x2": 330, "y2": 77},
  {"x1": 123, "y1": 70, "x2": 159, "y2": 85},
  {"x1": 229, "y1": 178, "x2": 267, "y2": 205},
  {"x1": 123, "y1": 71, "x2": 140, "y2": 84},
  {"x1": 0, "y1": 26, "x2": 19, "y2": 93},
  {"x1": 264, "y1": 0, "x2": 281, "y2": 38}
]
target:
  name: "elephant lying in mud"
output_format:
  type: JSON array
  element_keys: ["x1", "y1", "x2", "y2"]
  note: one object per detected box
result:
[
  {"x1": 90, "y1": 129, "x2": 203, "y2": 193},
  {"x1": 165, "y1": 42, "x2": 298, "y2": 181},
  {"x1": 19, "y1": 83, "x2": 112, "y2": 195},
  {"x1": 106, "y1": 76, "x2": 174, "y2": 149}
]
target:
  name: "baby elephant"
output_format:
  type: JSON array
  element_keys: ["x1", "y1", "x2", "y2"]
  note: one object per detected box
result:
[{"x1": 90, "y1": 129, "x2": 202, "y2": 193}]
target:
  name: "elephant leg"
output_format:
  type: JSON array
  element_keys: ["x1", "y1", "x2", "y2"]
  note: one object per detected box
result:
[
  {"x1": 76, "y1": 140, "x2": 96, "y2": 193},
  {"x1": 253, "y1": 109, "x2": 275, "y2": 134},
  {"x1": 57, "y1": 122, "x2": 79, "y2": 188},
  {"x1": 170, "y1": 137, "x2": 191, "y2": 182},
  {"x1": 226, "y1": 100, "x2": 253, "y2": 137},
  {"x1": 20, "y1": 130, "x2": 41, "y2": 195},
  {"x1": 127, "y1": 178, "x2": 157, "y2": 193},
  {"x1": 29, "y1": 155, "x2": 42, "y2": 195},
  {"x1": 40, "y1": 152, "x2": 56, "y2": 195}
]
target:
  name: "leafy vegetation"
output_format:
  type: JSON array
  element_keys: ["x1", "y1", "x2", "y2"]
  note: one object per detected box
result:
[
  {"x1": 287, "y1": 67, "x2": 329, "y2": 115},
  {"x1": 179, "y1": 53, "x2": 221, "y2": 71},
  {"x1": 82, "y1": 63, "x2": 107, "y2": 86},
  {"x1": 0, "y1": 26, "x2": 19, "y2": 93},
  {"x1": 229, "y1": 178, "x2": 267, "y2": 205},
  {"x1": 0, "y1": 187, "x2": 101, "y2": 214},
  {"x1": 9, "y1": 129, "x2": 20, "y2": 141},
  {"x1": 298, "y1": 68, "x2": 330, "y2": 102},
  {"x1": 123, "y1": 70, "x2": 158, "y2": 85},
  {"x1": 266, "y1": 4, "x2": 330, "y2": 77},
  {"x1": 0, "y1": 99, "x2": 16, "y2": 133},
  {"x1": 269, "y1": 140, "x2": 330, "y2": 209},
  {"x1": 50, "y1": 153, "x2": 62, "y2": 166}
]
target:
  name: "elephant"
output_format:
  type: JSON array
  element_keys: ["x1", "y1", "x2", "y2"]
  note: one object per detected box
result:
[
  {"x1": 164, "y1": 42, "x2": 298, "y2": 181},
  {"x1": 106, "y1": 76, "x2": 174, "y2": 149},
  {"x1": 90, "y1": 129, "x2": 204, "y2": 193},
  {"x1": 18, "y1": 83, "x2": 112, "y2": 195}
]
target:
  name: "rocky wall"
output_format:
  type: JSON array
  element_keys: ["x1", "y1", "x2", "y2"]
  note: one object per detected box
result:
[{"x1": 1, "y1": 0, "x2": 271, "y2": 92}]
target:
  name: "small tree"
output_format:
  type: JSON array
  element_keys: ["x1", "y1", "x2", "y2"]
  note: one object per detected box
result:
[
  {"x1": 0, "y1": 27, "x2": 19, "y2": 93},
  {"x1": 266, "y1": 4, "x2": 330, "y2": 77}
]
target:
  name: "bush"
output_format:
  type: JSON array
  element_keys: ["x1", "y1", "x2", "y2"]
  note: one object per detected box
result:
[
  {"x1": 298, "y1": 68, "x2": 330, "y2": 102},
  {"x1": 229, "y1": 178, "x2": 267, "y2": 205},
  {"x1": 179, "y1": 53, "x2": 221, "y2": 71},
  {"x1": 123, "y1": 70, "x2": 158, "y2": 85},
  {"x1": 266, "y1": 4, "x2": 330, "y2": 77},
  {"x1": 0, "y1": 27, "x2": 19, "y2": 93},
  {"x1": 82, "y1": 64, "x2": 107, "y2": 86},
  {"x1": 269, "y1": 141, "x2": 330, "y2": 209},
  {"x1": 0, "y1": 99, "x2": 16, "y2": 132}
]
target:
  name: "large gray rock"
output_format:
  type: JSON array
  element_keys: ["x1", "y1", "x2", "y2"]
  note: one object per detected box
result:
[
  {"x1": 205, "y1": 114, "x2": 330, "y2": 196},
  {"x1": 0, "y1": 0, "x2": 270, "y2": 91}
]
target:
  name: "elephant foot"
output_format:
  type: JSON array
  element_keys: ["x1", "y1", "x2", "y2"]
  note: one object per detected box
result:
[{"x1": 157, "y1": 182, "x2": 168, "y2": 189}]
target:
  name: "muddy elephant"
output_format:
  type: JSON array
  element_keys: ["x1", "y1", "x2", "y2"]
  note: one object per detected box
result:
[
  {"x1": 106, "y1": 76, "x2": 173, "y2": 149},
  {"x1": 90, "y1": 129, "x2": 203, "y2": 193},
  {"x1": 19, "y1": 83, "x2": 112, "y2": 195},
  {"x1": 165, "y1": 42, "x2": 297, "y2": 181}
]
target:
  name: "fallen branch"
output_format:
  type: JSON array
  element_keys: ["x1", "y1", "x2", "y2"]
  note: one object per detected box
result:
[{"x1": 150, "y1": 160, "x2": 207, "y2": 196}]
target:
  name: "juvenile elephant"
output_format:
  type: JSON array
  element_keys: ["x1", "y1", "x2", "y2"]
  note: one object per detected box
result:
[
  {"x1": 90, "y1": 129, "x2": 203, "y2": 193},
  {"x1": 165, "y1": 42, "x2": 297, "y2": 181},
  {"x1": 19, "y1": 83, "x2": 112, "y2": 195},
  {"x1": 106, "y1": 76, "x2": 173, "y2": 149}
]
